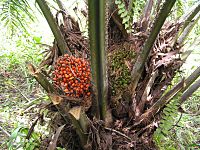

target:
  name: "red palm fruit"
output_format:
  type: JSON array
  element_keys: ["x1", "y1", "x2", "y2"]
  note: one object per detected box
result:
[
  {"x1": 64, "y1": 54, "x2": 69, "y2": 57},
  {"x1": 65, "y1": 74, "x2": 69, "y2": 78},
  {"x1": 69, "y1": 77, "x2": 74, "y2": 80},
  {"x1": 64, "y1": 89, "x2": 69, "y2": 93},
  {"x1": 58, "y1": 75, "x2": 62, "y2": 79},
  {"x1": 63, "y1": 78, "x2": 67, "y2": 82}
]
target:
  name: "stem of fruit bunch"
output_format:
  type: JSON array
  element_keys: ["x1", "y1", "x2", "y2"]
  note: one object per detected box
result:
[{"x1": 27, "y1": 63, "x2": 55, "y2": 93}]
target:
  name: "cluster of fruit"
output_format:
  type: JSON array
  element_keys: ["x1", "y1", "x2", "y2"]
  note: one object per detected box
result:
[
  {"x1": 52, "y1": 54, "x2": 91, "y2": 97},
  {"x1": 109, "y1": 50, "x2": 135, "y2": 96}
]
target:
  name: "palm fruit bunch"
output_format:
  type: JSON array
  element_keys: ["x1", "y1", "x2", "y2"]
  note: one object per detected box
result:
[
  {"x1": 108, "y1": 50, "x2": 135, "y2": 96},
  {"x1": 52, "y1": 54, "x2": 91, "y2": 98}
]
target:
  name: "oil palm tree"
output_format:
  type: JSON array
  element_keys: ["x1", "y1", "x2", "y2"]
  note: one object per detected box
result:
[{"x1": 5, "y1": 0, "x2": 200, "y2": 149}]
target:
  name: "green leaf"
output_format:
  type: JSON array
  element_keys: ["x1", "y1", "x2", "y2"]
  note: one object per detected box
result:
[
  {"x1": 163, "y1": 110, "x2": 171, "y2": 116},
  {"x1": 155, "y1": 128, "x2": 161, "y2": 134},
  {"x1": 33, "y1": 36, "x2": 42, "y2": 43},
  {"x1": 31, "y1": 132, "x2": 40, "y2": 141},
  {"x1": 164, "y1": 115, "x2": 174, "y2": 122},
  {"x1": 115, "y1": 0, "x2": 121, "y2": 5},
  {"x1": 27, "y1": 143, "x2": 36, "y2": 150},
  {"x1": 10, "y1": 127, "x2": 23, "y2": 140},
  {"x1": 125, "y1": 23, "x2": 129, "y2": 29},
  {"x1": 122, "y1": 16, "x2": 130, "y2": 24},
  {"x1": 118, "y1": 8, "x2": 125, "y2": 15},
  {"x1": 159, "y1": 123, "x2": 171, "y2": 130},
  {"x1": 121, "y1": 10, "x2": 128, "y2": 18},
  {"x1": 20, "y1": 127, "x2": 29, "y2": 134},
  {"x1": 161, "y1": 129, "x2": 169, "y2": 135},
  {"x1": 163, "y1": 107, "x2": 173, "y2": 112},
  {"x1": 118, "y1": 3, "x2": 125, "y2": 9},
  {"x1": 159, "y1": 133, "x2": 166, "y2": 139}
]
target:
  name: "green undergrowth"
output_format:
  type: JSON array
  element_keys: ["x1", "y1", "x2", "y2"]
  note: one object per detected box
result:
[
  {"x1": 0, "y1": 33, "x2": 52, "y2": 149},
  {"x1": 0, "y1": 61, "x2": 50, "y2": 149},
  {"x1": 153, "y1": 73, "x2": 200, "y2": 150}
]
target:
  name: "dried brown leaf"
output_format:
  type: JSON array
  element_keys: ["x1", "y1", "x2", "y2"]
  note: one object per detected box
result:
[
  {"x1": 49, "y1": 94, "x2": 63, "y2": 105},
  {"x1": 68, "y1": 106, "x2": 82, "y2": 120},
  {"x1": 48, "y1": 124, "x2": 65, "y2": 150}
]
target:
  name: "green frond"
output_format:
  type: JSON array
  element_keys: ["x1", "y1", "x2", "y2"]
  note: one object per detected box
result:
[
  {"x1": 175, "y1": 0, "x2": 184, "y2": 17},
  {"x1": 138, "y1": 66, "x2": 200, "y2": 126},
  {"x1": 153, "y1": 98, "x2": 180, "y2": 149},
  {"x1": 0, "y1": 0, "x2": 35, "y2": 34},
  {"x1": 180, "y1": 78, "x2": 200, "y2": 104},
  {"x1": 36, "y1": 0, "x2": 71, "y2": 55},
  {"x1": 115, "y1": 0, "x2": 146, "y2": 33},
  {"x1": 171, "y1": 2, "x2": 200, "y2": 50},
  {"x1": 180, "y1": 2, "x2": 200, "y2": 32},
  {"x1": 178, "y1": 11, "x2": 200, "y2": 45}
]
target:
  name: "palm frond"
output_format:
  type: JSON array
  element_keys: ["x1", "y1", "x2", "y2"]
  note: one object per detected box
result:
[
  {"x1": 0, "y1": 0, "x2": 35, "y2": 34},
  {"x1": 130, "y1": 0, "x2": 177, "y2": 94},
  {"x1": 137, "y1": 65, "x2": 200, "y2": 126},
  {"x1": 171, "y1": 2, "x2": 200, "y2": 46},
  {"x1": 36, "y1": 0, "x2": 71, "y2": 55},
  {"x1": 180, "y1": 78, "x2": 200, "y2": 104},
  {"x1": 180, "y1": 1, "x2": 200, "y2": 31},
  {"x1": 178, "y1": 12, "x2": 200, "y2": 45},
  {"x1": 139, "y1": 0, "x2": 154, "y2": 31},
  {"x1": 88, "y1": 0, "x2": 108, "y2": 120}
]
